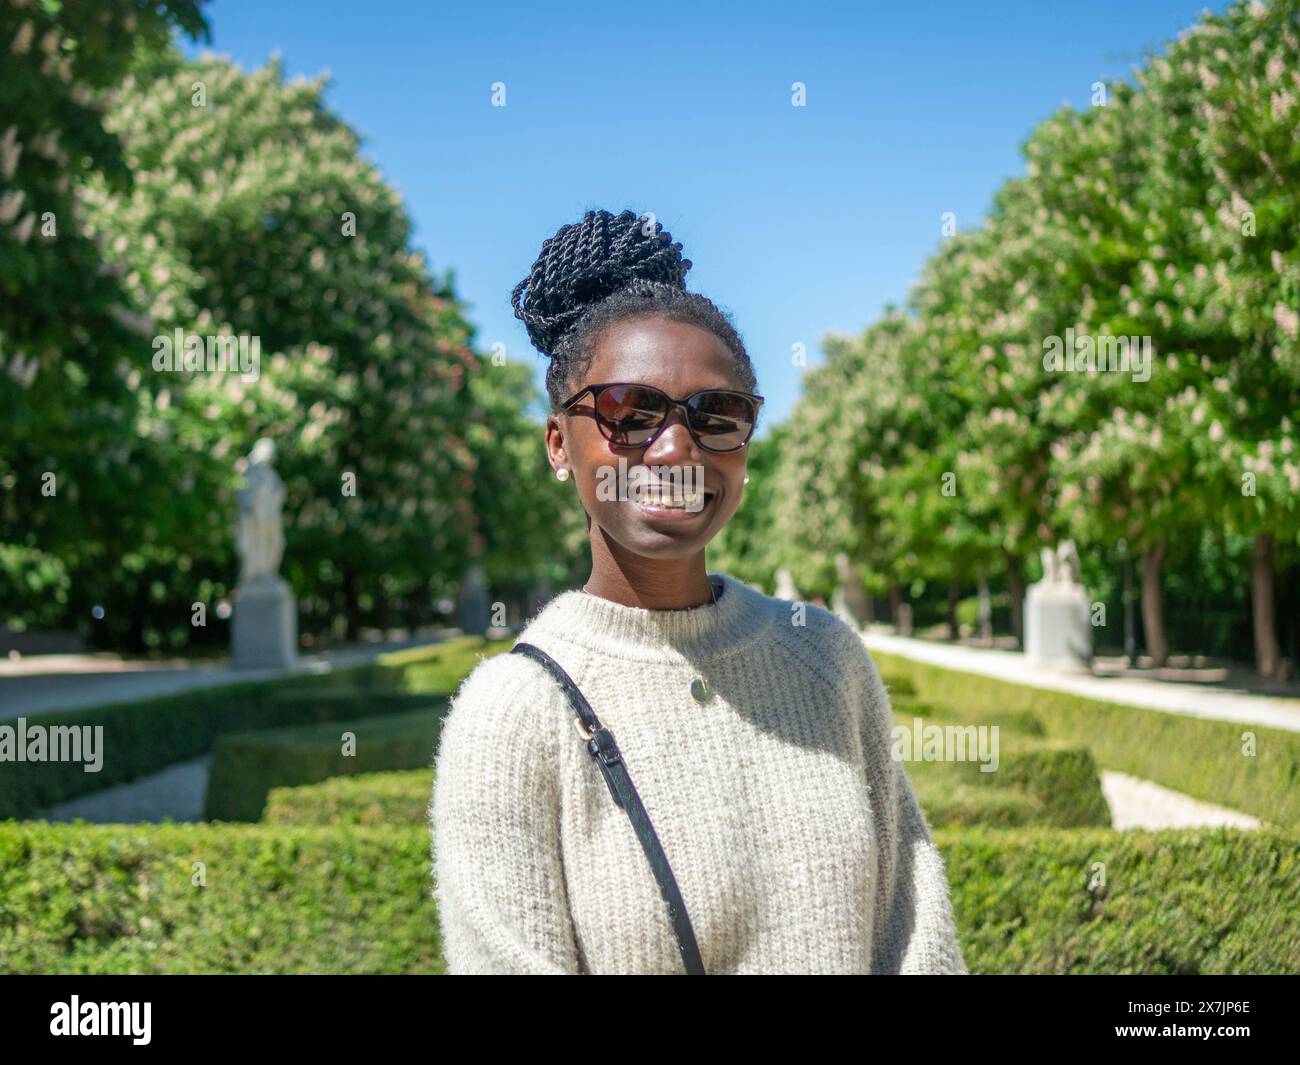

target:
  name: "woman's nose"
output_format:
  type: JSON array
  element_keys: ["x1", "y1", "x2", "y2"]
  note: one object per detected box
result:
[{"x1": 644, "y1": 409, "x2": 700, "y2": 463}]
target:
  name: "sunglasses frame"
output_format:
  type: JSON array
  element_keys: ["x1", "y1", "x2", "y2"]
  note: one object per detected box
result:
[{"x1": 560, "y1": 381, "x2": 765, "y2": 453}]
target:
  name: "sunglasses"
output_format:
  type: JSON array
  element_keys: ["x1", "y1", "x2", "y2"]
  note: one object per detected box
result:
[{"x1": 561, "y1": 382, "x2": 764, "y2": 453}]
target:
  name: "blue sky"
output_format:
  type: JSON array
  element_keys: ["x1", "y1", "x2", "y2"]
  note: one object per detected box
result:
[{"x1": 184, "y1": 0, "x2": 1231, "y2": 433}]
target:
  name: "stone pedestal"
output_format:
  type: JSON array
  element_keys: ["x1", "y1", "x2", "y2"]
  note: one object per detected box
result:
[
  {"x1": 1024, "y1": 582, "x2": 1091, "y2": 671},
  {"x1": 458, "y1": 562, "x2": 490, "y2": 637},
  {"x1": 232, "y1": 575, "x2": 298, "y2": 670}
]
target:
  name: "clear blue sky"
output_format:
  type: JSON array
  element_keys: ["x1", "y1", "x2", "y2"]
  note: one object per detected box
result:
[{"x1": 184, "y1": 0, "x2": 1230, "y2": 433}]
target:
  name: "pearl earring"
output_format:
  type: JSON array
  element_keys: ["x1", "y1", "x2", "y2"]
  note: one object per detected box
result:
[
  {"x1": 744, "y1": 475, "x2": 751, "y2": 485},
  {"x1": 556, "y1": 467, "x2": 570, "y2": 482}
]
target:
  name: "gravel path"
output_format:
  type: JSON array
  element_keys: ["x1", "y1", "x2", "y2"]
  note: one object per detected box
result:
[
  {"x1": 862, "y1": 630, "x2": 1300, "y2": 733},
  {"x1": 37, "y1": 755, "x2": 214, "y2": 824},
  {"x1": 0, "y1": 630, "x2": 461, "y2": 721},
  {"x1": 1100, "y1": 771, "x2": 1262, "y2": 831}
]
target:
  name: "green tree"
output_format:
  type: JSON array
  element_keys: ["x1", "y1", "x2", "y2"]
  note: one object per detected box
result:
[{"x1": 0, "y1": 0, "x2": 208, "y2": 642}]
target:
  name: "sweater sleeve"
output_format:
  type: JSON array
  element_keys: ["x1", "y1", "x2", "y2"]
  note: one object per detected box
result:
[
  {"x1": 429, "y1": 653, "x2": 581, "y2": 974},
  {"x1": 856, "y1": 645, "x2": 969, "y2": 975}
]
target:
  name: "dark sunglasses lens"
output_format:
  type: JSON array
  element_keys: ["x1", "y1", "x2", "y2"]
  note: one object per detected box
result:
[
  {"x1": 688, "y1": 391, "x2": 756, "y2": 451},
  {"x1": 595, "y1": 385, "x2": 668, "y2": 446}
]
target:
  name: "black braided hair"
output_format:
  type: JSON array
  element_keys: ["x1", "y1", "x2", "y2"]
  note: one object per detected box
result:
[{"x1": 511, "y1": 208, "x2": 758, "y2": 412}]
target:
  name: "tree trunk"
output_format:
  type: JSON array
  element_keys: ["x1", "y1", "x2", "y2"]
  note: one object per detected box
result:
[
  {"x1": 342, "y1": 567, "x2": 359, "y2": 643},
  {"x1": 129, "y1": 576, "x2": 148, "y2": 654},
  {"x1": 977, "y1": 570, "x2": 992, "y2": 645},
  {"x1": 1251, "y1": 532, "x2": 1281, "y2": 678},
  {"x1": 946, "y1": 582, "x2": 960, "y2": 641},
  {"x1": 1006, "y1": 557, "x2": 1025, "y2": 647},
  {"x1": 834, "y1": 553, "x2": 872, "y2": 629},
  {"x1": 1139, "y1": 539, "x2": 1169, "y2": 668}
]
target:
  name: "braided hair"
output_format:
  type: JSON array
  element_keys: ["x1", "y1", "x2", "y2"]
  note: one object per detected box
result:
[{"x1": 511, "y1": 208, "x2": 758, "y2": 412}]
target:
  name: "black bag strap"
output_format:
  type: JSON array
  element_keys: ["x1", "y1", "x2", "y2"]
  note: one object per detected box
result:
[{"x1": 511, "y1": 641, "x2": 706, "y2": 975}]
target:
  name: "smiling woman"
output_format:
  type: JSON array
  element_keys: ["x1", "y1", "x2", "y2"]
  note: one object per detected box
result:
[{"x1": 428, "y1": 207, "x2": 967, "y2": 975}]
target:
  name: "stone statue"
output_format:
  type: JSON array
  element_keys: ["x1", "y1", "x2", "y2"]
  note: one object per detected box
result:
[
  {"x1": 236, "y1": 438, "x2": 286, "y2": 584},
  {"x1": 1055, "y1": 539, "x2": 1083, "y2": 585},
  {"x1": 1025, "y1": 538, "x2": 1090, "y2": 671},
  {"x1": 1040, "y1": 540, "x2": 1083, "y2": 586},
  {"x1": 1038, "y1": 545, "x2": 1059, "y2": 585},
  {"x1": 232, "y1": 438, "x2": 297, "y2": 669}
]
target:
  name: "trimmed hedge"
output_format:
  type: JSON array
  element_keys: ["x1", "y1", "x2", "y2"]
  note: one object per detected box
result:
[
  {"x1": 264, "y1": 769, "x2": 432, "y2": 827},
  {"x1": 873, "y1": 651, "x2": 1300, "y2": 832},
  {"x1": 0, "y1": 821, "x2": 441, "y2": 974},
  {"x1": 915, "y1": 781, "x2": 1045, "y2": 828},
  {"x1": 943, "y1": 825, "x2": 1300, "y2": 974},
  {"x1": 0, "y1": 821, "x2": 1294, "y2": 973},
  {"x1": 262, "y1": 738, "x2": 1107, "y2": 833},
  {"x1": 0, "y1": 636, "x2": 506, "y2": 820},
  {"x1": 310, "y1": 639, "x2": 507, "y2": 694},
  {"x1": 205, "y1": 706, "x2": 447, "y2": 822},
  {"x1": 902, "y1": 734, "x2": 1111, "y2": 828}
]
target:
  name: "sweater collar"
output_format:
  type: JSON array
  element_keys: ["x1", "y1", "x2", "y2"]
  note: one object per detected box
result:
[{"x1": 520, "y1": 571, "x2": 774, "y2": 664}]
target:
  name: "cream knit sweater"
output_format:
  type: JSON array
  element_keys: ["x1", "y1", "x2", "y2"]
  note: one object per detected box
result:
[{"x1": 429, "y1": 571, "x2": 968, "y2": 975}]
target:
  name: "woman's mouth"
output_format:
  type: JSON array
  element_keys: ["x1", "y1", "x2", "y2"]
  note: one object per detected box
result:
[{"x1": 631, "y1": 486, "x2": 716, "y2": 519}]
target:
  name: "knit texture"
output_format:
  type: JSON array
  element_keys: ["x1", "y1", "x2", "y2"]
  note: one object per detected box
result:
[{"x1": 429, "y1": 571, "x2": 968, "y2": 975}]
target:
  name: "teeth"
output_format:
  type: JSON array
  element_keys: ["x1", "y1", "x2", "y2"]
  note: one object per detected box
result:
[{"x1": 636, "y1": 488, "x2": 705, "y2": 509}]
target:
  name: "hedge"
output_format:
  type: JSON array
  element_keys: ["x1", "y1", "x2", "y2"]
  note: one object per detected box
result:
[
  {"x1": 0, "y1": 636, "x2": 506, "y2": 820},
  {"x1": 264, "y1": 733, "x2": 1106, "y2": 833},
  {"x1": 903, "y1": 734, "x2": 1111, "y2": 828},
  {"x1": 1, "y1": 821, "x2": 1294, "y2": 974},
  {"x1": 205, "y1": 705, "x2": 448, "y2": 822},
  {"x1": 873, "y1": 651, "x2": 1300, "y2": 832},
  {"x1": 0, "y1": 822, "x2": 441, "y2": 974},
  {"x1": 264, "y1": 769, "x2": 432, "y2": 827},
  {"x1": 915, "y1": 782, "x2": 1045, "y2": 828}
]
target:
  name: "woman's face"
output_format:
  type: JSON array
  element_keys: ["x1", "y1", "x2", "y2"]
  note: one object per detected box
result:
[{"x1": 547, "y1": 316, "x2": 753, "y2": 561}]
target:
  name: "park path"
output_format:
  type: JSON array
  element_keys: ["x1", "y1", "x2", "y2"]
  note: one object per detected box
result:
[
  {"x1": 38, "y1": 755, "x2": 214, "y2": 824},
  {"x1": 10, "y1": 631, "x2": 460, "y2": 824},
  {"x1": 864, "y1": 629, "x2": 1284, "y2": 831},
  {"x1": 0, "y1": 630, "x2": 461, "y2": 722},
  {"x1": 862, "y1": 630, "x2": 1300, "y2": 733},
  {"x1": 1100, "y1": 771, "x2": 1261, "y2": 830}
]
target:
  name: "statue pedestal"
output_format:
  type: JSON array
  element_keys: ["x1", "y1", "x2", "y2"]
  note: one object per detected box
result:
[
  {"x1": 232, "y1": 575, "x2": 298, "y2": 670},
  {"x1": 458, "y1": 562, "x2": 490, "y2": 637},
  {"x1": 1024, "y1": 583, "x2": 1092, "y2": 672}
]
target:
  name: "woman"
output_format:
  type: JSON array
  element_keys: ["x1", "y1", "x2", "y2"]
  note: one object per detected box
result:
[{"x1": 430, "y1": 208, "x2": 967, "y2": 975}]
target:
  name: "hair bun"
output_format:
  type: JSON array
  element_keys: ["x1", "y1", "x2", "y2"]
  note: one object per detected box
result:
[{"x1": 511, "y1": 208, "x2": 692, "y2": 356}]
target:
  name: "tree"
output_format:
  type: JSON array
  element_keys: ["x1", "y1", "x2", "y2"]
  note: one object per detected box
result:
[{"x1": 0, "y1": 0, "x2": 208, "y2": 642}]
